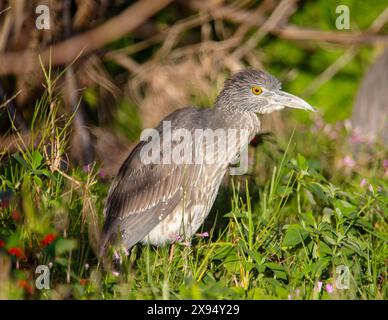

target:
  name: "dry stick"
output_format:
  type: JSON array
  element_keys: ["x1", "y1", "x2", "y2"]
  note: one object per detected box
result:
[
  {"x1": 152, "y1": 1, "x2": 262, "y2": 62},
  {"x1": 0, "y1": 6, "x2": 11, "y2": 16},
  {"x1": 0, "y1": 0, "x2": 173, "y2": 76},
  {"x1": 215, "y1": 0, "x2": 296, "y2": 71},
  {"x1": 0, "y1": 89, "x2": 22, "y2": 110},
  {"x1": 73, "y1": 0, "x2": 96, "y2": 30},
  {"x1": 187, "y1": 0, "x2": 276, "y2": 52},
  {"x1": 303, "y1": 7, "x2": 388, "y2": 97},
  {"x1": 82, "y1": 56, "x2": 121, "y2": 97},
  {"x1": 369, "y1": 6, "x2": 388, "y2": 33},
  {"x1": 232, "y1": 0, "x2": 299, "y2": 61},
  {"x1": 63, "y1": 0, "x2": 94, "y2": 166},
  {"x1": 206, "y1": 0, "x2": 276, "y2": 71},
  {"x1": 108, "y1": 18, "x2": 241, "y2": 82},
  {"x1": 232, "y1": 0, "x2": 277, "y2": 38},
  {"x1": 107, "y1": 2, "x2": 388, "y2": 88},
  {"x1": 0, "y1": 131, "x2": 32, "y2": 154},
  {"x1": 276, "y1": 26, "x2": 388, "y2": 45},
  {"x1": 105, "y1": 52, "x2": 142, "y2": 74},
  {"x1": 186, "y1": 0, "x2": 258, "y2": 16},
  {"x1": 303, "y1": 47, "x2": 358, "y2": 97},
  {"x1": 135, "y1": 2, "x2": 277, "y2": 77},
  {"x1": 0, "y1": 84, "x2": 27, "y2": 131},
  {"x1": 191, "y1": 1, "x2": 388, "y2": 45},
  {"x1": 187, "y1": 0, "x2": 265, "y2": 22},
  {"x1": 155, "y1": 13, "x2": 211, "y2": 59},
  {"x1": 110, "y1": 13, "x2": 213, "y2": 56},
  {"x1": 0, "y1": 7, "x2": 12, "y2": 51},
  {"x1": 136, "y1": 37, "x2": 239, "y2": 80},
  {"x1": 1, "y1": 3, "x2": 387, "y2": 76}
]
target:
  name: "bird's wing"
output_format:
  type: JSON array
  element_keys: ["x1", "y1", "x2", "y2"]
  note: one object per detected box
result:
[{"x1": 100, "y1": 107, "x2": 210, "y2": 253}]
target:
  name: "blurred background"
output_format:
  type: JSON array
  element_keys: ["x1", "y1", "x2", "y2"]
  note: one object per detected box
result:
[{"x1": 0, "y1": 0, "x2": 387, "y2": 175}]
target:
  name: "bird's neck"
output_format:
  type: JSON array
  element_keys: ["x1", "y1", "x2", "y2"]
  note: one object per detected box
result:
[{"x1": 212, "y1": 109, "x2": 261, "y2": 141}]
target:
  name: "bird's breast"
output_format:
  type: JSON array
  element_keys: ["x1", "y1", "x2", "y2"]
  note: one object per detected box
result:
[{"x1": 142, "y1": 161, "x2": 228, "y2": 245}]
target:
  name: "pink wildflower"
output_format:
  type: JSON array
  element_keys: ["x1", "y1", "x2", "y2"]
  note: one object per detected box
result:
[
  {"x1": 344, "y1": 119, "x2": 352, "y2": 132},
  {"x1": 314, "y1": 281, "x2": 323, "y2": 292},
  {"x1": 342, "y1": 155, "x2": 355, "y2": 169},
  {"x1": 113, "y1": 249, "x2": 120, "y2": 261},
  {"x1": 350, "y1": 132, "x2": 364, "y2": 144},
  {"x1": 83, "y1": 163, "x2": 92, "y2": 173},
  {"x1": 123, "y1": 247, "x2": 129, "y2": 256},
  {"x1": 98, "y1": 169, "x2": 107, "y2": 179},
  {"x1": 182, "y1": 241, "x2": 191, "y2": 247},
  {"x1": 196, "y1": 232, "x2": 209, "y2": 238},
  {"x1": 325, "y1": 283, "x2": 334, "y2": 293},
  {"x1": 383, "y1": 160, "x2": 388, "y2": 176}
]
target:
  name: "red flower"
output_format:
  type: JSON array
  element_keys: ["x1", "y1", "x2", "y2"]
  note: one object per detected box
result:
[
  {"x1": 79, "y1": 278, "x2": 88, "y2": 286},
  {"x1": 0, "y1": 239, "x2": 5, "y2": 248},
  {"x1": 7, "y1": 247, "x2": 24, "y2": 259},
  {"x1": 18, "y1": 279, "x2": 34, "y2": 295},
  {"x1": 41, "y1": 233, "x2": 57, "y2": 246},
  {"x1": 11, "y1": 210, "x2": 21, "y2": 222}
]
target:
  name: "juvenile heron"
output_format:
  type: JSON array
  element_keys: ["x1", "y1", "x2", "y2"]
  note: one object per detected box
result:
[{"x1": 100, "y1": 69, "x2": 315, "y2": 255}]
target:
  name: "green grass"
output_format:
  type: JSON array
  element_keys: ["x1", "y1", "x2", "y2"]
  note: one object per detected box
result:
[{"x1": 0, "y1": 89, "x2": 386, "y2": 300}]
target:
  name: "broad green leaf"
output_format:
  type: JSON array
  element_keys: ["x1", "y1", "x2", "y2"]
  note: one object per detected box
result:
[
  {"x1": 311, "y1": 258, "x2": 331, "y2": 277},
  {"x1": 283, "y1": 224, "x2": 309, "y2": 246},
  {"x1": 55, "y1": 238, "x2": 77, "y2": 255},
  {"x1": 31, "y1": 150, "x2": 43, "y2": 169},
  {"x1": 265, "y1": 262, "x2": 288, "y2": 281}
]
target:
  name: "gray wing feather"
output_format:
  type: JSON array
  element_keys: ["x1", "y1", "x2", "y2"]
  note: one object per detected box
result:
[{"x1": 100, "y1": 107, "x2": 209, "y2": 254}]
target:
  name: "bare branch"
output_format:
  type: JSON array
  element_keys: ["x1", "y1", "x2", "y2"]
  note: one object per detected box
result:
[
  {"x1": 303, "y1": 6, "x2": 388, "y2": 96},
  {"x1": 0, "y1": 0, "x2": 173, "y2": 75},
  {"x1": 190, "y1": 1, "x2": 388, "y2": 45}
]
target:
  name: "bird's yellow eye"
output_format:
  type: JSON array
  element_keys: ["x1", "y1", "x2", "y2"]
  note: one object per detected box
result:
[{"x1": 251, "y1": 85, "x2": 263, "y2": 95}]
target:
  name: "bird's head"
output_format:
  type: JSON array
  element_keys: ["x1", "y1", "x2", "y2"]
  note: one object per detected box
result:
[{"x1": 215, "y1": 69, "x2": 316, "y2": 114}]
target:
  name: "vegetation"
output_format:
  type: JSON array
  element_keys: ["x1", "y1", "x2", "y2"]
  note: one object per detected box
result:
[
  {"x1": 0, "y1": 76, "x2": 386, "y2": 299},
  {"x1": 0, "y1": 1, "x2": 387, "y2": 300}
]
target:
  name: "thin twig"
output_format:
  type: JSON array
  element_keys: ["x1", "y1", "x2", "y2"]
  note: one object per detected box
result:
[
  {"x1": 232, "y1": 0, "x2": 298, "y2": 60},
  {"x1": 303, "y1": 6, "x2": 388, "y2": 96},
  {"x1": 0, "y1": 0, "x2": 173, "y2": 75},
  {"x1": 188, "y1": 1, "x2": 388, "y2": 45},
  {"x1": 0, "y1": 89, "x2": 22, "y2": 110},
  {"x1": 0, "y1": 6, "x2": 11, "y2": 16}
]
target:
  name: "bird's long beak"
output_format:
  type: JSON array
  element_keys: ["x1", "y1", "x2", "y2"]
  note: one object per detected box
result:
[{"x1": 271, "y1": 90, "x2": 317, "y2": 112}]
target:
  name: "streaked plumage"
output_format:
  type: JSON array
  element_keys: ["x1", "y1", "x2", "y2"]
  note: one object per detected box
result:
[{"x1": 100, "y1": 69, "x2": 315, "y2": 255}]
